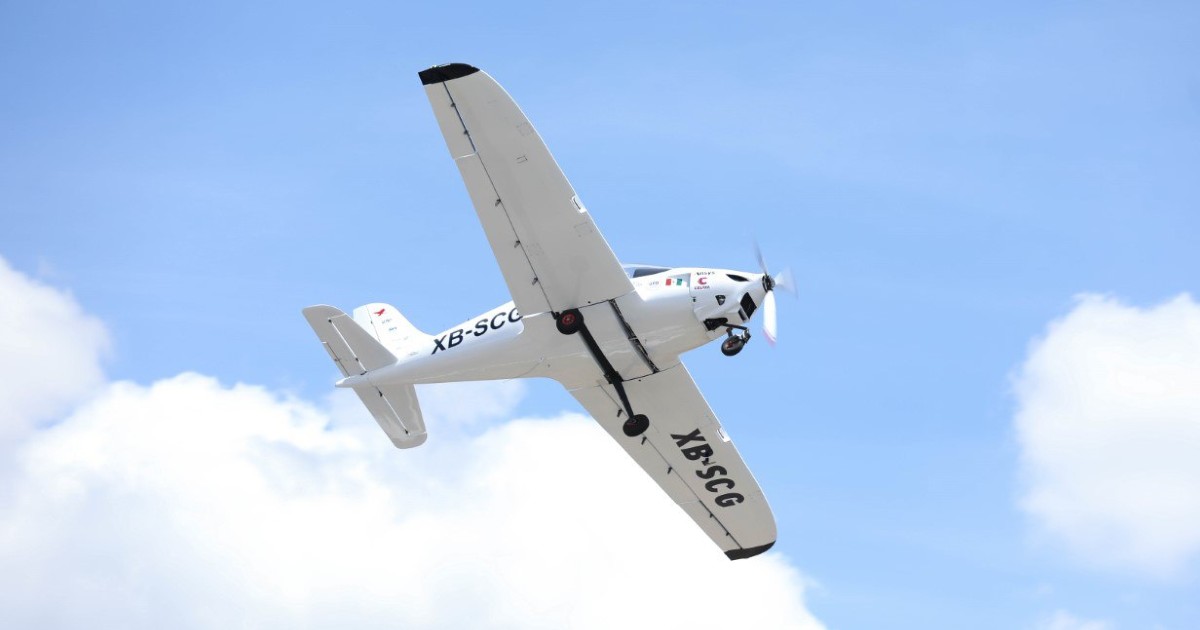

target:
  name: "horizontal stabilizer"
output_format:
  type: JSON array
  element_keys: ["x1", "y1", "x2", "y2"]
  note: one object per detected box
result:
[
  {"x1": 302, "y1": 305, "x2": 397, "y2": 376},
  {"x1": 352, "y1": 382, "x2": 428, "y2": 449}
]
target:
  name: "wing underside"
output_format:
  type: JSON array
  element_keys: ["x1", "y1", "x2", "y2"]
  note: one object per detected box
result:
[
  {"x1": 569, "y1": 364, "x2": 776, "y2": 559},
  {"x1": 420, "y1": 63, "x2": 634, "y2": 316}
]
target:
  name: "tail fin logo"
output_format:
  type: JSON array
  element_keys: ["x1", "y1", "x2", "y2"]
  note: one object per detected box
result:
[{"x1": 373, "y1": 308, "x2": 386, "y2": 316}]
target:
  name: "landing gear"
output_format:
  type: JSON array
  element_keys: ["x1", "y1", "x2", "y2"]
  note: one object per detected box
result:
[
  {"x1": 556, "y1": 309, "x2": 582, "y2": 335},
  {"x1": 623, "y1": 414, "x2": 650, "y2": 437},
  {"x1": 560, "y1": 307, "x2": 650, "y2": 439},
  {"x1": 720, "y1": 324, "x2": 751, "y2": 357}
]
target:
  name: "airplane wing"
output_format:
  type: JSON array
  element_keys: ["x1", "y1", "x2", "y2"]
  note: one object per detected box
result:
[
  {"x1": 419, "y1": 63, "x2": 634, "y2": 317},
  {"x1": 569, "y1": 363, "x2": 777, "y2": 559}
]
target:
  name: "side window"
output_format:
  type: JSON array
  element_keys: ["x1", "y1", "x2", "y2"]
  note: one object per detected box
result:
[{"x1": 632, "y1": 267, "x2": 671, "y2": 278}]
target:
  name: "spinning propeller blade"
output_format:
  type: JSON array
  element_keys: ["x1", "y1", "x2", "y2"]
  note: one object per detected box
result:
[
  {"x1": 754, "y1": 242, "x2": 769, "y2": 279},
  {"x1": 753, "y1": 240, "x2": 795, "y2": 344},
  {"x1": 762, "y1": 290, "x2": 778, "y2": 345},
  {"x1": 773, "y1": 267, "x2": 797, "y2": 297}
]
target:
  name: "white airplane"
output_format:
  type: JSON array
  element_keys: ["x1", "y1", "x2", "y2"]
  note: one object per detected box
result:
[{"x1": 303, "y1": 63, "x2": 792, "y2": 560}]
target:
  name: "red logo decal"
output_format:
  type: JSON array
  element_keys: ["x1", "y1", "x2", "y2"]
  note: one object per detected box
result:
[
  {"x1": 373, "y1": 308, "x2": 385, "y2": 316},
  {"x1": 697, "y1": 277, "x2": 708, "y2": 286}
]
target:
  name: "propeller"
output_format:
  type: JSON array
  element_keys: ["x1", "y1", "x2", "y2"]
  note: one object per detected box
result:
[{"x1": 754, "y1": 242, "x2": 796, "y2": 345}]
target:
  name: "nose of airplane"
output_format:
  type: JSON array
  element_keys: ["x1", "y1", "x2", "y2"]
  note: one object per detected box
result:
[{"x1": 731, "y1": 270, "x2": 769, "y2": 303}]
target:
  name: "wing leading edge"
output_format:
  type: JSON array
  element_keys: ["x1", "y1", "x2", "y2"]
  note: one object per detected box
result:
[
  {"x1": 420, "y1": 63, "x2": 634, "y2": 317},
  {"x1": 569, "y1": 364, "x2": 776, "y2": 559}
]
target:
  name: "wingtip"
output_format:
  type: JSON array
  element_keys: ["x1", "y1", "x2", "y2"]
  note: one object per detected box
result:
[
  {"x1": 391, "y1": 433, "x2": 429, "y2": 449},
  {"x1": 725, "y1": 541, "x2": 775, "y2": 560},
  {"x1": 418, "y1": 63, "x2": 480, "y2": 85}
]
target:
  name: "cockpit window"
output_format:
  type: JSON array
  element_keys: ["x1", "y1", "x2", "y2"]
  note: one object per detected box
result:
[{"x1": 623, "y1": 265, "x2": 672, "y2": 279}]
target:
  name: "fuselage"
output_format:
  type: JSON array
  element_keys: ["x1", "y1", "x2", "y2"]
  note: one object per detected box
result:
[{"x1": 356, "y1": 267, "x2": 769, "y2": 390}]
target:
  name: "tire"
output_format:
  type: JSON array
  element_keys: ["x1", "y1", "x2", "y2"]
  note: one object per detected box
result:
[
  {"x1": 721, "y1": 336, "x2": 744, "y2": 356},
  {"x1": 623, "y1": 414, "x2": 650, "y2": 437},
  {"x1": 556, "y1": 309, "x2": 582, "y2": 335}
]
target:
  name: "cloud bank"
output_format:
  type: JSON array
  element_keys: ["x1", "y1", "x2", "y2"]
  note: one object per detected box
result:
[
  {"x1": 1014, "y1": 294, "x2": 1200, "y2": 576},
  {"x1": 0, "y1": 258, "x2": 108, "y2": 442},
  {"x1": 0, "y1": 257, "x2": 823, "y2": 629}
]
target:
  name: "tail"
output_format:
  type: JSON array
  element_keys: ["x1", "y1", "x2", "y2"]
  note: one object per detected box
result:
[{"x1": 302, "y1": 304, "x2": 428, "y2": 449}]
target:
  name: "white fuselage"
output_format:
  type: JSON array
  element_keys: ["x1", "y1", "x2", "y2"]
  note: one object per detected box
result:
[{"x1": 361, "y1": 268, "x2": 769, "y2": 390}]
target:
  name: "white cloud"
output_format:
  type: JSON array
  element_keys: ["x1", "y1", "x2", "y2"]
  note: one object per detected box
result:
[
  {"x1": 1038, "y1": 609, "x2": 1112, "y2": 630},
  {"x1": 418, "y1": 379, "x2": 527, "y2": 430},
  {"x1": 0, "y1": 257, "x2": 824, "y2": 629},
  {"x1": 0, "y1": 257, "x2": 108, "y2": 443},
  {"x1": 1014, "y1": 293, "x2": 1200, "y2": 575}
]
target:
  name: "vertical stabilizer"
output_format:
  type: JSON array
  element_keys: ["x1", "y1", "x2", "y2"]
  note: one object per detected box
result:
[{"x1": 353, "y1": 303, "x2": 430, "y2": 357}]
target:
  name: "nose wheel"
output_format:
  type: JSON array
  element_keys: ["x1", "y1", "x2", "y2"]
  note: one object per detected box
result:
[{"x1": 720, "y1": 325, "x2": 751, "y2": 357}]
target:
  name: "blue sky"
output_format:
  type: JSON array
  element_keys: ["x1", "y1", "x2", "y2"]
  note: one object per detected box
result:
[{"x1": 2, "y1": 1, "x2": 1198, "y2": 627}]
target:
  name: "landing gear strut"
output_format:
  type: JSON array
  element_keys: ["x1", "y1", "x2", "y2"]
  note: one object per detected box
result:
[{"x1": 720, "y1": 325, "x2": 751, "y2": 357}]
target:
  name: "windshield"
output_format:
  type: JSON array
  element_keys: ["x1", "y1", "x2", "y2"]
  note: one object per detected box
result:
[{"x1": 622, "y1": 265, "x2": 672, "y2": 279}]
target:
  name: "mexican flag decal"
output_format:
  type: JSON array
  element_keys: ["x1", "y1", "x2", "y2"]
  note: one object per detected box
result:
[{"x1": 664, "y1": 274, "x2": 689, "y2": 287}]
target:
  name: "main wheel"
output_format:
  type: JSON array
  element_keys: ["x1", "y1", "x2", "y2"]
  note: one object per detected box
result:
[
  {"x1": 623, "y1": 414, "x2": 650, "y2": 437},
  {"x1": 556, "y1": 309, "x2": 582, "y2": 335},
  {"x1": 721, "y1": 336, "x2": 744, "y2": 357}
]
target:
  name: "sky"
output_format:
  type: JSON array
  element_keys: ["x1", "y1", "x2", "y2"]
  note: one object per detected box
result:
[{"x1": 1, "y1": 1, "x2": 1198, "y2": 628}]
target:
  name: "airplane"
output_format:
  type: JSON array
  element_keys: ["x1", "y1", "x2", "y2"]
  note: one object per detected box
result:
[{"x1": 303, "y1": 63, "x2": 793, "y2": 560}]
